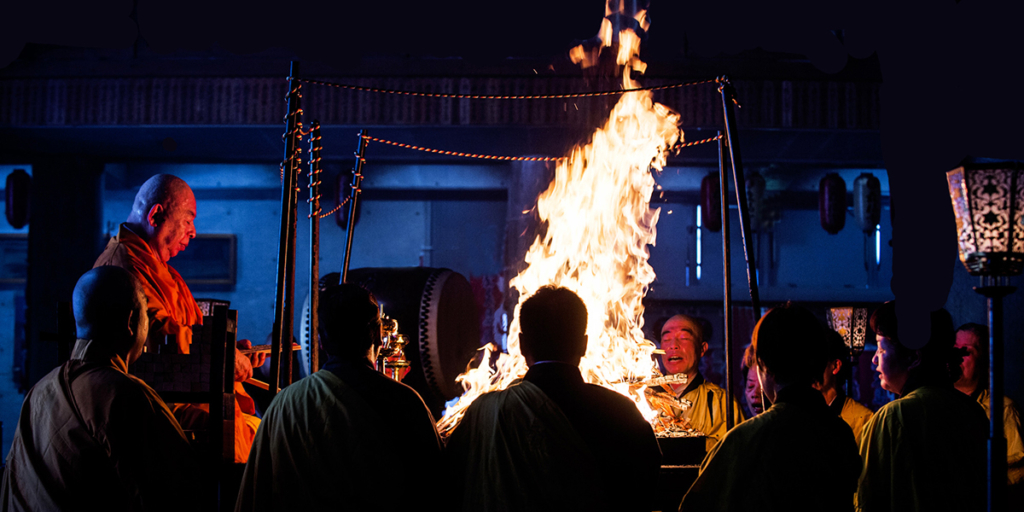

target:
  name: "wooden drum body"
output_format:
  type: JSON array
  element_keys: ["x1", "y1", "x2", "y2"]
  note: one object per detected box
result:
[{"x1": 301, "y1": 267, "x2": 480, "y2": 418}]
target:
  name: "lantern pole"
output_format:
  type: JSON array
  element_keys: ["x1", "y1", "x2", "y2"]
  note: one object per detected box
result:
[
  {"x1": 718, "y1": 131, "x2": 734, "y2": 430},
  {"x1": 271, "y1": 61, "x2": 302, "y2": 397},
  {"x1": 341, "y1": 130, "x2": 369, "y2": 284},
  {"x1": 947, "y1": 159, "x2": 1024, "y2": 512},
  {"x1": 975, "y1": 278, "x2": 1013, "y2": 512},
  {"x1": 718, "y1": 76, "x2": 761, "y2": 320},
  {"x1": 308, "y1": 121, "x2": 323, "y2": 375}
]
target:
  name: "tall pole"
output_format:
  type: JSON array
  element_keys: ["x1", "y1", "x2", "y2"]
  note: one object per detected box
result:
[
  {"x1": 308, "y1": 121, "x2": 323, "y2": 375},
  {"x1": 271, "y1": 61, "x2": 302, "y2": 396},
  {"x1": 718, "y1": 131, "x2": 734, "y2": 430},
  {"x1": 975, "y1": 279, "x2": 1013, "y2": 512},
  {"x1": 341, "y1": 130, "x2": 369, "y2": 284},
  {"x1": 718, "y1": 76, "x2": 761, "y2": 320}
]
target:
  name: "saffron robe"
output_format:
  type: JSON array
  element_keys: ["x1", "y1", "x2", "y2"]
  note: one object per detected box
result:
[
  {"x1": 827, "y1": 391, "x2": 874, "y2": 443},
  {"x1": 680, "y1": 384, "x2": 861, "y2": 512},
  {"x1": 235, "y1": 359, "x2": 442, "y2": 512},
  {"x1": 856, "y1": 385, "x2": 987, "y2": 512},
  {"x1": 95, "y1": 224, "x2": 258, "y2": 462},
  {"x1": 1, "y1": 339, "x2": 199, "y2": 512},
  {"x1": 660, "y1": 373, "x2": 747, "y2": 452}
]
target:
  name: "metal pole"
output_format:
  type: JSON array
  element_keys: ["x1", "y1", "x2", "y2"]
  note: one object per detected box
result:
[
  {"x1": 341, "y1": 130, "x2": 369, "y2": 284},
  {"x1": 271, "y1": 61, "x2": 302, "y2": 396},
  {"x1": 718, "y1": 76, "x2": 761, "y2": 319},
  {"x1": 308, "y1": 121, "x2": 323, "y2": 375},
  {"x1": 976, "y1": 279, "x2": 1012, "y2": 512},
  {"x1": 718, "y1": 131, "x2": 734, "y2": 430}
]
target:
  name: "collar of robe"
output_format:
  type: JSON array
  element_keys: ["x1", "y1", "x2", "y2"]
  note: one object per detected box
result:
[
  {"x1": 70, "y1": 338, "x2": 130, "y2": 374},
  {"x1": 772, "y1": 383, "x2": 828, "y2": 411}
]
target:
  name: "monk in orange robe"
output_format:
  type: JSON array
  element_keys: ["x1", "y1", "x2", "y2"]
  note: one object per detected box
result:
[{"x1": 94, "y1": 174, "x2": 264, "y2": 463}]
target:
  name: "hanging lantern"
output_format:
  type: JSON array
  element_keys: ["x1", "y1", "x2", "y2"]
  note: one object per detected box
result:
[
  {"x1": 700, "y1": 172, "x2": 721, "y2": 233},
  {"x1": 827, "y1": 307, "x2": 868, "y2": 358},
  {"x1": 853, "y1": 173, "x2": 881, "y2": 233},
  {"x1": 5, "y1": 169, "x2": 30, "y2": 229},
  {"x1": 946, "y1": 158, "x2": 1024, "y2": 276},
  {"x1": 745, "y1": 171, "x2": 766, "y2": 231},
  {"x1": 819, "y1": 173, "x2": 847, "y2": 234}
]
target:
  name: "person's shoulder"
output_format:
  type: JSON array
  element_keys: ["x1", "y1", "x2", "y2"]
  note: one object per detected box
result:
[
  {"x1": 843, "y1": 396, "x2": 874, "y2": 418},
  {"x1": 582, "y1": 382, "x2": 640, "y2": 408},
  {"x1": 699, "y1": 379, "x2": 726, "y2": 393},
  {"x1": 321, "y1": 368, "x2": 435, "y2": 417}
]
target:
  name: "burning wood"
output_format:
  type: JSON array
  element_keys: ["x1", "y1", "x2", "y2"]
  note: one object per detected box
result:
[{"x1": 639, "y1": 372, "x2": 689, "y2": 389}]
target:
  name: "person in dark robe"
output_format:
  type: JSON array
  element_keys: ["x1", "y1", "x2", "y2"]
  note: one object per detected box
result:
[
  {"x1": 446, "y1": 286, "x2": 662, "y2": 512},
  {"x1": 817, "y1": 329, "x2": 874, "y2": 441},
  {"x1": 680, "y1": 303, "x2": 861, "y2": 512},
  {"x1": 235, "y1": 283, "x2": 442, "y2": 512},
  {"x1": 1, "y1": 266, "x2": 199, "y2": 511},
  {"x1": 855, "y1": 302, "x2": 987, "y2": 512}
]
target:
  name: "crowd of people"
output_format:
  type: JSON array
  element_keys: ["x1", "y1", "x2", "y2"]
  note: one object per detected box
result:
[{"x1": 1, "y1": 173, "x2": 1022, "y2": 511}]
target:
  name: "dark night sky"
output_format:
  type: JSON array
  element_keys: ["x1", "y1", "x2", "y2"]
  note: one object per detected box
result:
[{"x1": 2, "y1": 0, "x2": 1023, "y2": 349}]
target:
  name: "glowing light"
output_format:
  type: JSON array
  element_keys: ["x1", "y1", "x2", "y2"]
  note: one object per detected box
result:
[
  {"x1": 875, "y1": 224, "x2": 881, "y2": 266},
  {"x1": 439, "y1": 3, "x2": 682, "y2": 434},
  {"x1": 696, "y1": 205, "x2": 702, "y2": 281}
]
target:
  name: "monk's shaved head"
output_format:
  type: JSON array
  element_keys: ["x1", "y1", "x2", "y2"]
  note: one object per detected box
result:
[
  {"x1": 73, "y1": 266, "x2": 148, "y2": 359},
  {"x1": 127, "y1": 174, "x2": 193, "y2": 224},
  {"x1": 124, "y1": 174, "x2": 197, "y2": 262}
]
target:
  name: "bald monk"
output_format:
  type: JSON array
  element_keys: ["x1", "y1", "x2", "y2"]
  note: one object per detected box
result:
[
  {"x1": 94, "y1": 174, "x2": 265, "y2": 462},
  {"x1": 1, "y1": 266, "x2": 199, "y2": 511}
]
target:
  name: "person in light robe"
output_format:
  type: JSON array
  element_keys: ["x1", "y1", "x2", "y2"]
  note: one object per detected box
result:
[
  {"x1": 235, "y1": 283, "x2": 442, "y2": 512},
  {"x1": 855, "y1": 302, "x2": 987, "y2": 512},
  {"x1": 1, "y1": 266, "x2": 199, "y2": 511},
  {"x1": 94, "y1": 174, "x2": 264, "y2": 462},
  {"x1": 649, "y1": 314, "x2": 745, "y2": 450},
  {"x1": 680, "y1": 303, "x2": 861, "y2": 512},
  {"x1": 953, "y1": 322, "x2": 1024, "y2": 508},
  {"x1": 446, "y1": 286, "x2": 661, "y2": 512}
]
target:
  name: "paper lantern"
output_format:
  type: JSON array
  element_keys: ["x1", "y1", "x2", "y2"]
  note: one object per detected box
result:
[
  {"x1": 853, "y1": 173, "x2": 881, "y2": 233},
  {"x1": 5, "y1": 169, "x2": 30, "y2": 229},
  {"x1": 819, "y1": 173, "x2": 847, "y2": 234},
  {"x1": 700, "y1": 172, "x2": 722, "y2": 233},
  {"x1": 946, "y1": 158, "x2": 1024, "y2": 276},
  {"x1": 745, "y1": 171, "x2": 766, "y2": 231}
]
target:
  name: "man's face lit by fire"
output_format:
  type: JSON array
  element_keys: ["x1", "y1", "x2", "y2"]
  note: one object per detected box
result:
[
  {"x1": 659, "y1": 315, "x2": 707, "y2": 378},
  {"x1": 150, "y1": 189, "x2": 197, "y2": 263}
]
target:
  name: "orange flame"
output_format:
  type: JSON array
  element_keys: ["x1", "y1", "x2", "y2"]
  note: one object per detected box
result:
[{"x1": 439, "y1": 1, "x2": 682, "y2": 435}]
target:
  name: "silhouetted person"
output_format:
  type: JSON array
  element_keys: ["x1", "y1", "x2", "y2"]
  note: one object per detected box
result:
[
  {"x1": 1, "y1": 266, "x2": 198, "y2": 511},
  {"x1": 680, "y1": 303, "x2": 861, "y2": 512},
  {"x1": 446, "y1": 286, "x2": 661, "y2": 512},
  {"x1": 954, "y1": 322, "x2": 1024, "y2": 508},
  {"x1": 856, "y1": 302, "x2": 987, "y2": 511},
  {"x1": 235, "y1": 283, "x2": 442, "y2": 512},
  {"x1": 817, "y1": 329, "x2": 873, "y2": 441}
]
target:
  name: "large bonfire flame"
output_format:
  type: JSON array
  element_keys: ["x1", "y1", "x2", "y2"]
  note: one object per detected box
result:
[{"x1": 438, "y1": 1, "x2": 682, "y2": 434}]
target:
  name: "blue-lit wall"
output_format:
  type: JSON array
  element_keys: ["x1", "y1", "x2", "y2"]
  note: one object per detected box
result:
[
  {"x1": 0, "y1": 164, "x2": 29, "y2": 459},
  {"x1": 101, "y1": 164, "x2": 507, "y2": 347}
]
